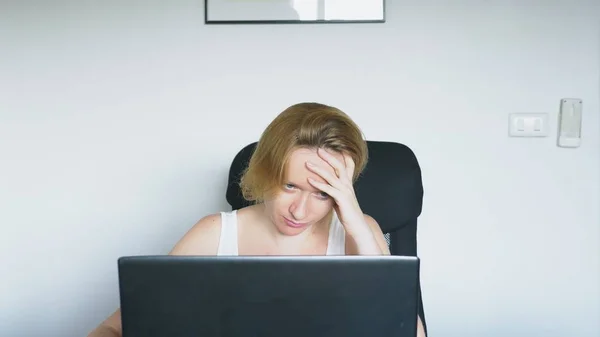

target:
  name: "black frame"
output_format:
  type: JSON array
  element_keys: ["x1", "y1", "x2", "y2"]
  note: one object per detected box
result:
[{"x1": 204, "y1": 0, "x2": 386, "y2": 24}]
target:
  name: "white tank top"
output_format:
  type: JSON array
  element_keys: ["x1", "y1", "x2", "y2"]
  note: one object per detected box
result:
[{"x1": 216, "y1": 210, "x2": 346, "y2": 255}]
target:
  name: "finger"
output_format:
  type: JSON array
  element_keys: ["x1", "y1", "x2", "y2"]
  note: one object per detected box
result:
[
  {"x1": 343, "y1": 154, "x2": 355, "y2": 181},
  {"x1": 307, "y1": 177, "x2": 341, "y2": 200},
  {"x1": 306, "y1": 161, "x2": 345, "y2": 190},
  {"x1": 317, "y1": 148, "x2": 348, "y2": 180}
]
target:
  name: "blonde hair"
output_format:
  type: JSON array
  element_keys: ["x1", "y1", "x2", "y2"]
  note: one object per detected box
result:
[{"x1": 239, "y1": 102, "x2": 368, "y2": 203}]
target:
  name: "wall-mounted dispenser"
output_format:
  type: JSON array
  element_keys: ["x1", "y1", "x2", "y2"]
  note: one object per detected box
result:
[{"x1": 557, "y1": 98, "x2": 583, "y2": 148}]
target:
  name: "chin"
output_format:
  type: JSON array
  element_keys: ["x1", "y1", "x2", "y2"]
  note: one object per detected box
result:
[{"x1": 276, "y1": 226, "x2": 307, "y2": 237}]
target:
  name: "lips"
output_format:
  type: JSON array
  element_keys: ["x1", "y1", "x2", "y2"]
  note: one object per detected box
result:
[{"x1": 283, "y1": 217, "x2": 306, "y2": 228}]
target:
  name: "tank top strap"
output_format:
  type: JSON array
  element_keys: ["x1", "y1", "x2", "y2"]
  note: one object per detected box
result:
[
  {"x1": 217, "y1": 210, "x2": 239, "y2": 256},
  {"x1": 326, "y1": 210, "x2": 346, "y2": 255}
]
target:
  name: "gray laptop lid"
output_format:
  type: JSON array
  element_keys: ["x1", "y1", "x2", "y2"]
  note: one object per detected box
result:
[{"x1": 118, "y1": 255, "x2": 419, "y2": 337}]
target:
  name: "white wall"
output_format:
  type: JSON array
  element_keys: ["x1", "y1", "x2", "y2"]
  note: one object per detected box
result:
[{"x1": 1, "y1": 1, "x2": 598, "y2": 336}]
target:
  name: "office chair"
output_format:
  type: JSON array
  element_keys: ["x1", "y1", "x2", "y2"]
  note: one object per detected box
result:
[{"x1": 225, "y1": 140, "x2": 427, "y2": 334}]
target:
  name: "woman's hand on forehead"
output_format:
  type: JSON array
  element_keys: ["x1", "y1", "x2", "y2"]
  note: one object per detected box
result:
[{"x1": 304, "y1": 148, "x2": 368, "y2": 236}]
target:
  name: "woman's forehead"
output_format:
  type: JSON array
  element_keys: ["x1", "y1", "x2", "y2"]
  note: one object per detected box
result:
[
  {"x1": 288, "y1": 147, "x2": 343, "y2": 167},
  {"x1": 284, "y1": 148, "x2": 342, "y2": 183}
]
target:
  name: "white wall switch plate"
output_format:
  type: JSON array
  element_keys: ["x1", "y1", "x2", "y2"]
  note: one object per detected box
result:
[
  {"x1": 509, "y1": 113, "x2": 549, "y2": 137},
  {"x1": 557, "y1": 98, "x2": 583, "y2": 148}
]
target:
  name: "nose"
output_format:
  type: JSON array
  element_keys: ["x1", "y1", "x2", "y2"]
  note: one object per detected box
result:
[{"x1": 289, "y1": 193, "x2": 309, "y2": 221}]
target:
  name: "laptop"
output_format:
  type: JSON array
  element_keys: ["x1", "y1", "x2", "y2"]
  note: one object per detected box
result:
[{"x1": 118, "y1": 255, "x2": 420, "y2": 337}]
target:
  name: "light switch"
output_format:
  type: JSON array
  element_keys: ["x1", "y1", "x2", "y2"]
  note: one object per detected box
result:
[{"x1": 509, "y1": 113, "x2": 549, "y2": 137}]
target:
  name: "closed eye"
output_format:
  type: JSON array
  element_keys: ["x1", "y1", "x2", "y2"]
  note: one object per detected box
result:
[{"x1": 316, "y1": 191, "x2": 329, "y2": 200}]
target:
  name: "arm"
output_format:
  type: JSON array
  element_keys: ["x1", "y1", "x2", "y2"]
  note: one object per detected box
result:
[
  {"x1": 417, "y1": 316, "x2": 427, "y2": 337},
  {"x1": 86, "y1": 310, "x2": 121, "y2": 337},
  {"x1": 86, "y1": 214, "x2": 222, "y2": 337},
  {"x1": 344, "y1": 214, "x2": 389, "y2": 255},
  {"x1": 348, "y1": 215, "x2": 427, "y2": 337}
]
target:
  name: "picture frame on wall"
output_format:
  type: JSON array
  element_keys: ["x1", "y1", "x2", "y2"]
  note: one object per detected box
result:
[{"x1": 205, "y1": 0, "x2": 385, "y2": 24}]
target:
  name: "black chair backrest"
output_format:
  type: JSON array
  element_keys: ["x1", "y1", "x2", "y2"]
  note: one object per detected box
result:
[{"x1": 225, "y1": 140, "x2": 427, "y2": 332}]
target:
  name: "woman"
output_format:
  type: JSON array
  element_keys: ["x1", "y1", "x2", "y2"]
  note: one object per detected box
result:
[{"x1": 88, "y1": 102, "x2": 427, "y2": 337}]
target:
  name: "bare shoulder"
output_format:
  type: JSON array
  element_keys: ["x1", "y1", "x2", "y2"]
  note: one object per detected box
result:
[
  {"x1": 168, "y1": 213, "x2": 223, "y2": 256},
  {"x1": 235, "y1": 203, "x2": 264, "y2": 226}
]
